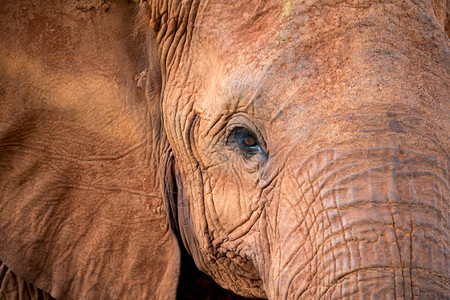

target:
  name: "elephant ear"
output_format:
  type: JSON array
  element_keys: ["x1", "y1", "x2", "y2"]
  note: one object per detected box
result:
[{"x1": 0, "y1": 1, "x2": 180, "y2": 298}]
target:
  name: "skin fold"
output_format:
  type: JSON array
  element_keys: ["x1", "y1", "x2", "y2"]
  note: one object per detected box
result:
[{"x1": 0, "y1": 0, "x2": 448, "y2": 299}]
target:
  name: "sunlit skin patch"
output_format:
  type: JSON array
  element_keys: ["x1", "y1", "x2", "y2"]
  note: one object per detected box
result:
[{"x1": 158, "y1": 1, "x2": 450, "y2": 298}]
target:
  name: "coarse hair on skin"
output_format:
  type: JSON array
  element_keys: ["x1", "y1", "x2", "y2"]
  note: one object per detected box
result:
[
  {"x1": 132, "y1": 0, "x2": 151, "y2": 38},
  {"x1": 131, "y1": 0, "x2": 156, "y2": 77},
  {"x1": 133, "y1": 0, "x2": 166, "y2": 33}
]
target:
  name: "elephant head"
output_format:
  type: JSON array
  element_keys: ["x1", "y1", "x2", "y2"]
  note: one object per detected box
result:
[{"x1": 0, "y1": 0, "x2": 448, "y2": 299}]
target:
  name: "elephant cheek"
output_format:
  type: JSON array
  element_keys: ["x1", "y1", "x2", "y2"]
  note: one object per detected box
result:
[{"x1": 261, "y1": 147, "x2": 448, "y2": 299}]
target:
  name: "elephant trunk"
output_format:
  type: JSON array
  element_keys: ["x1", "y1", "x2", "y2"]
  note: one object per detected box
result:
[{"x1": 258, "y1": 116, "x2": 449, "y2": 299}]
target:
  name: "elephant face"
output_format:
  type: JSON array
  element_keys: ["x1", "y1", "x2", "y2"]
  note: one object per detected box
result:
[
  {"x1": 0, "y1": 0, "x2": 448, "y2": 299},
  {"x1": 157, "y1": 0, "x2": 449, "y2": 298}
]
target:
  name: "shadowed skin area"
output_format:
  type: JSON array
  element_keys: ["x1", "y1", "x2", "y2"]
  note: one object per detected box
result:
[{"x1": 0, "y1": 0, "x2": 449, "y2": 299}]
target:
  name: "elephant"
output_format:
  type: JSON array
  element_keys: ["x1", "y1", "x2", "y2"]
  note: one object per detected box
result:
[{"x1": 0, "y1": 0, "x2": 448, "y2": 299}]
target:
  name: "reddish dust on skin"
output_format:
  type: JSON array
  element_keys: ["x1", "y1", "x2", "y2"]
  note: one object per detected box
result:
[
  {"x1": 0, "y1": 0, "x2": 448, "y2": 299},
  {"x1": 162, "y1": 0, "x2": 449, "y2": 298}
]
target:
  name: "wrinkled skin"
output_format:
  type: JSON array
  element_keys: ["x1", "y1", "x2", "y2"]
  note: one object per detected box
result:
[{"x1": 0, "y1": 0, "x2": 449, "y2": 299}]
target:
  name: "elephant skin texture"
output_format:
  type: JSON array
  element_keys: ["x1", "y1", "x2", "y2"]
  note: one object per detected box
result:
[{"x1": 0, "y1": 0, "x2": 449, "y2": 299}]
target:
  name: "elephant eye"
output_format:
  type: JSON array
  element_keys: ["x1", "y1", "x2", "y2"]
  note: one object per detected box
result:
[{"x1": 228, "y1": 127, "x2": 267, "y2": 159}]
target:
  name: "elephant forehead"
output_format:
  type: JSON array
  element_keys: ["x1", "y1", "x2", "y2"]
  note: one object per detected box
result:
[
  {"x1": 189, "y1": 0, "x2": 446, "y2": 121},
  {"x1": 195, "y1": 0, "x2": 375, "y2": 57},
  {"x1": 190, "y1": 0, "x2": 364, "y2": 116}
]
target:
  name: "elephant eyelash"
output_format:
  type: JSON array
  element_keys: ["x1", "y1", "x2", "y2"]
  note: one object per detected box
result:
[{"x1": 227, "y1": 127, "x2": 267, "y2": 159}]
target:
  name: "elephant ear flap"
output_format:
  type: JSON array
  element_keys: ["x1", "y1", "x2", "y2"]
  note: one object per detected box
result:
[
  {"x1": 0, "y1": 2, "x2": 181, "y2": 298},
  {"x1": 163, "y1": 152, "x2": 181, "y2": 238}
]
